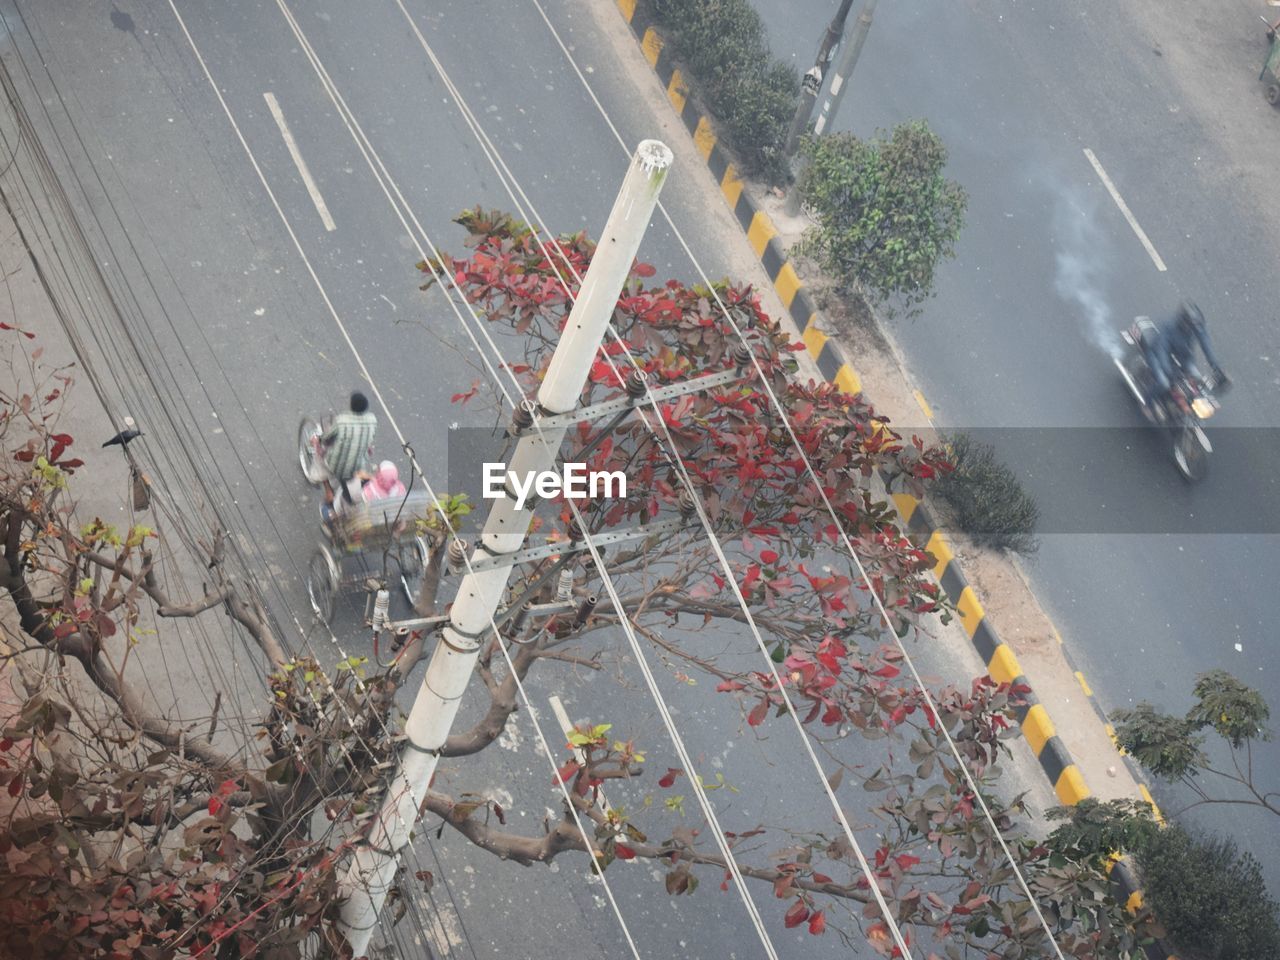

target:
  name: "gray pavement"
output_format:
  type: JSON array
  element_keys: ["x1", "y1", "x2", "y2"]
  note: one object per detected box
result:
[{"x1": 754, "y1": 0, "x2": 1280, "y2": 885}]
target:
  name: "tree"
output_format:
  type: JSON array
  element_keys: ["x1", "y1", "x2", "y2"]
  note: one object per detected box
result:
[
  {"x1": 796, "y1": 120, "x2": 967, "y2": 317},
  {"x1": 0, "y1": 209, "x2": 1154, "y2": 959},
  {"x1": 1056, "y1": 674, "x2": 1280, "y2": 959},
  {"x1": 1112, "y1": 670, "x2": 1276, "y2": 820}
]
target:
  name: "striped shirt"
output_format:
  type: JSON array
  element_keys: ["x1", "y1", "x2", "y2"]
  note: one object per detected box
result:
[{"x1": 322, "y1": 411, "x2": 377, "y2": 481}]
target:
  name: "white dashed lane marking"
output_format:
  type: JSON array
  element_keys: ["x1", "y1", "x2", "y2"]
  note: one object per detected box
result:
[
  {"x1": 263, "y1": 91, "x2": 336, "y2": 232},
  {"x1": 1083, "y1": 147, "x2": 1167, "y2": 272}
]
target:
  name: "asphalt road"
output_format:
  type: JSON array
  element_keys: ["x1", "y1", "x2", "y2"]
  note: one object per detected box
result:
[
  {"x1": 0, "y1": 1, "x2": 1061, "y2": 957},
  {"x1": 753, "y1": 0, "x2": 1280, "y2": 885}
]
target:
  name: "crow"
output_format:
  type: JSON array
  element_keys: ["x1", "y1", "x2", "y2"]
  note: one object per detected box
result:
[{"x1": 102, "y1": 428, "x2": 143, "y2": 449}]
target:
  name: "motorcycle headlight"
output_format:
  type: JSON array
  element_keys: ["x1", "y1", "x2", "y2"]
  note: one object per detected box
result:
[{"x1": 1191, "y1": 397, "x2": 1215, "y2": 419}]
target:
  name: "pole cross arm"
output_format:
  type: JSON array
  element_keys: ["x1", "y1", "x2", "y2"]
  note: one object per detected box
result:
[
  {"x1": 375, "y1": 597, "x2": 579, "y2": 638},
  {"x1": 519, "y1": 366, "x2": 745, "y2": 434},
  {"x1": 468, "y1": 515, "x2": 689, "y2": 572}
]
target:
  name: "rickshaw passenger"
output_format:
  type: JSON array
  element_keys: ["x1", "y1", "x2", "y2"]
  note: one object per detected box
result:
[{"x1": 363, "y1": 461, "x2": 407, "y2": 503}]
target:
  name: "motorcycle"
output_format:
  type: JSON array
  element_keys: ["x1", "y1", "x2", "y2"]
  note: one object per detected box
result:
[{"x1": 1113, "y1": 317, "x2": 1222, "y2": 482}]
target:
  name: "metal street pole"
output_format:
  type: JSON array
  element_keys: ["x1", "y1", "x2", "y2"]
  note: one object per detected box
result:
[
  {"x1": 336, "y1": 139, "x2": 674, "y2": 956},
  {"x1": 812, "y1": 0, "x2": 878, "y2": 138},
  {"x1": 783, "y1": 0, "x2": 856, "y2": 159}
]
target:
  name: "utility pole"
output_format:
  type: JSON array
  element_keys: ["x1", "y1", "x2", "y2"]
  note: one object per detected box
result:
[
  {"x1": 336, "y1": 140, "x2": 674, "y2": 956},
  {"x1": 811, "y1": 0, "x2": 878, "y2": 138},
  {"x1": 783, "y1": 0, "x2": 856, "y2": 159},
  {"x1": 784, "y1": 0, "x2": 877, "y2": 217}
]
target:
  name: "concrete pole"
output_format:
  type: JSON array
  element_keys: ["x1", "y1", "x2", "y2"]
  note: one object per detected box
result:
[
  {"x1": 812, "y1": 0, "x2": 878, "y2": 138},
  {"x1": 783, "y1": 0, "x2": 856, "y2": 159},
  {"x1": 336, "y1": 140, "x2": 673, "y2": 956}
]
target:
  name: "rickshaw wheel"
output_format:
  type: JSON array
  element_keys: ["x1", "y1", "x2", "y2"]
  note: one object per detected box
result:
[
  {"x1": 1266, "y1": 84, "x2": 1280, "y2": 106},
  {"x1": 308, "y1": 545, "x2": 341, "y2": 624},
  {"x1": 298, "y1": 416, "x2": 324, "y2": 485},
  {"x1": 400, "y1": 536, "x2": 432, "y2": 606}
]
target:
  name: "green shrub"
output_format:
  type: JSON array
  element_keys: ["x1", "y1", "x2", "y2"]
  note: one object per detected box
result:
[
  {"x1": 796, "y1": 121, "x2": 966, "y2": 315},
  {"x1": 646, "y1": 0, "x2": 798, "y2": 183},
  {"x1": 1138, "y1": 826, "x2": 1280, "y2": 960},
  {"x1": 1045, "y1": 798, "x2": 1161, "y2": 868},
  {"x1": 931, "y1": 432, "x2": 1038, "y2": 555}
]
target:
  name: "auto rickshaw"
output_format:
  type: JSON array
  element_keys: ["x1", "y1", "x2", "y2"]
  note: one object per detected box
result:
[{"x1": 1261, "y1": 15, "x2": 1280, "y2": 104}]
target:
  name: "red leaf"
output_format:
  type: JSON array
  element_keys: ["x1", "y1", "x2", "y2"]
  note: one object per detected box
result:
[
  {"x1": 784, "y1": 898, "x2": 810, "y2": 929},
  {"x1": 553, "y1": 759, "x2": 580, "y2": 786},
  {"x1": 631, "y1": 261, "x2": 656, "y2": 278},
  {"x1": 218, "y1": 778, "x2": 239, "y2": 796},
  {"x1": 760, "y1": 549, "x2": 779, "y2": 565},
  {"x1": 658, "y1": 768, "x2": 682, "y2": 789},
  {"x1": 49, "y1": 442, "x2": 66, "y2": 463},
  {"x1": 747, "y1": 699, "x2": 769, "y2": 727},
  {"x1": 872, "y1": 664, "x2": 901, "y2": 679},
  {"x1": 208, "y1": 796, "x2": 223, "y2": 816},
  {"x1": 13, "y1": 450, "x2": 34, "y2": 462},
  {"x1": 450, "y1": 385, "x2": 480, "y2": 405},
  {"x1": 894, "y1": 853, "x2": 921, "y2": 871},
  {"x1": 50, "y1": 433, "x2": 73, "y2": 445},
  {"x1": 808, "y1": 910, "x2": 826, "y2": 935},
  {"x1": 0, "y1": 738, "x2": 11, "y2": 752},
  {"x1": 59, "y1": 459, "x2": 84, "y2": 470},
  {"x1": 614, "y1": 844, "x2": 636, "y2": 860},
  {"x1": 7, "y1": 775, "x2": 22, "y2": 797}
]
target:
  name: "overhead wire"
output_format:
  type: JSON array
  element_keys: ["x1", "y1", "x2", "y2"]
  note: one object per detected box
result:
[
  {"x1": 365, "y1": 4, "x2": 922, "y2": 953},
  {"x1": 164, "y1": 2, "x2": 646, "y2": 954},
  {"x1": 264, "y1": 3, "x2": 808, "y2": 954},
  {"x1": 0, "y1": 8, "x2": 466, "y2": 951},
  {"x1": 527, "y1": 4, "x2": 1074, "y2": 956}
]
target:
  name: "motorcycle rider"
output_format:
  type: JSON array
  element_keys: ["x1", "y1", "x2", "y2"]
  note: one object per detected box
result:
[{"x1": 1140, "y1": 300, "x2": 1228, "y2": 418}]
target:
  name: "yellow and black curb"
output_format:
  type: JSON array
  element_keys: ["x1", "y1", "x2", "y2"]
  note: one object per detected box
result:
[
  {"x1": 616, "y1": 0, "x2": 862, "y2": 398},
  {"x1": 614, "y1": 2, "x2": 1172, "y2": 954}
]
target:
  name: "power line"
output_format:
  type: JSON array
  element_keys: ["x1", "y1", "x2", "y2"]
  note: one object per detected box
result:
[
  {"x1": 529, "y1": 5, "x2": 1072, "y2": 956},
  {"x1": 371, "y1": 8, "x2": 919, "y2": 952},
  {"x1": 162, "y1": 4, "x2": 646, "y2": 954},
  {"x1": 0, "y1": 11, "x2": 466, "y2": 952}
]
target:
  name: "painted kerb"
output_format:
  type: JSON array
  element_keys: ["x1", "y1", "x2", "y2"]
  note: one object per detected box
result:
[{"x1": 612, "y1": 4, "x2": 1174, "y2": 956}]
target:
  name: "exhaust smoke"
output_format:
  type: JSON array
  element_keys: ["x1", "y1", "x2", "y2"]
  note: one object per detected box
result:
[{"x1": 1050, "y1": 188, "x2": 1122, "y2": 360}]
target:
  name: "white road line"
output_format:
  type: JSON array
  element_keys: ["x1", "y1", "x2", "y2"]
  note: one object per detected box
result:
[
  {"x1": 263, "y1": 91, "x2": 336, "y2": 232},
  {"x1": 1083, "y1": 147, "x2": 1166, "y2": 272}
]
